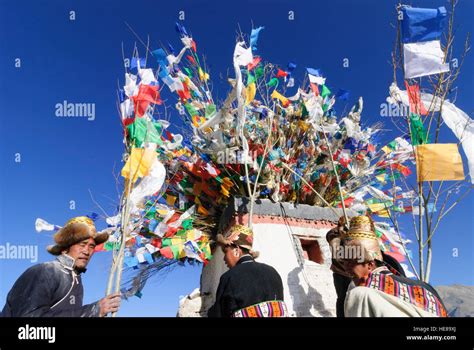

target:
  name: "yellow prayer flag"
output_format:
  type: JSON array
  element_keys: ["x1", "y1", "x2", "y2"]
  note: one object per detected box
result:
[
  {"x1": 166, "y1": 194, "x2": 177, "y2": 207},
  {"x1": 245, "y1": 82, "x2": 256, "y2": 105},
  {"x1": 171, "y1": 237, "x2": 185, "y2": 246},
  {"x1": 178, "y1": 244, "x2": 187, "y2": 259},
  {"x1": 166, "y1": 195, "x2": 177, "y2": 206},
  {"x1": 197, "y1": 205, "x2": 209, "y2": 216},
  {"x1": 382, "y1": 146, "x2": 392, "y2": 154},
  {"x1": 415, "y1": 144, "x2": 464, "y2": 182},
  {"x1": 368, "y1": 203, "x2": 388, "y2": 213},
  {"x1": 157, "y1": 209, "x2": 169, "y2": 216},
  {"x1": 271, "y1": 90, "x2": 289, "y2": 107},
  {"x1": 375, "y1": 209, "x2": 391, "y2": 218},
  {"x1": 376, "y1": 174, "x2": 386, "y2": 183},
  {"x1": 121, "y1": 147, "x2": 157, "y2": 183},
  {"x1": 198, "y1": 67, "x2": 209, "y2": 82}
]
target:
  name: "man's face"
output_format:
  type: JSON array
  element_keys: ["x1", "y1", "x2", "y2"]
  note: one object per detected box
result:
[
  {"x1": 222, "y1": 245, "x2": 240, "y2": 269},
  {"x1": 343, "y1": 260, "x2": 375, "y2": 284},
  {"x1": 66, "y1": 238, "x2": 96, "y2": 269}
]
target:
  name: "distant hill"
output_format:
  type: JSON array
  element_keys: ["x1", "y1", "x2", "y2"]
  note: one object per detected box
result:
[{"x1": 435, "y1": 285, "x2": 473, "y2": 317}]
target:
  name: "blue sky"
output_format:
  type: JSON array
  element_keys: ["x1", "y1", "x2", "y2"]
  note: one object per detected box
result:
[{"x1": 0, "y1": 0, "x2": 472, "y2": 316}]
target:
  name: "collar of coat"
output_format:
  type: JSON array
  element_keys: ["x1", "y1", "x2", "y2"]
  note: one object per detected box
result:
[
  {"x1": 56, "y1": 254, "x2": 87, "y2": 274},
  {"x1": 237, "y1": 255, "x2": 254, "y2": 265}
]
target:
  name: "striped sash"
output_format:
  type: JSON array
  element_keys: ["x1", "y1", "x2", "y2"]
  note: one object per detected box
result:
[
  {"x1": 232, "y1": 300, "x2": 288, "y2": 318},
  {"x1": 365, "y1": 269, "x2": 447, "y2": 317}
]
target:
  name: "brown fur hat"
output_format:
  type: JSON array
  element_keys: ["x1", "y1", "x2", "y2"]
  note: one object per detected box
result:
[{"x1": 47, "y1": 216, "x2": 109, "y2": 255}]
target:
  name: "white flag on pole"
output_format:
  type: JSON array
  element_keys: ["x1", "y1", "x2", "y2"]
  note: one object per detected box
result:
[{"x1": 403, "y1": 40, "x2": 450, "y2": 79}]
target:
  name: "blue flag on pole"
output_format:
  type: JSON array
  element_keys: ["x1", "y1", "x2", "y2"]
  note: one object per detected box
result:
[
  {"x1": 401, "y1": 6, "x2": 447, "y2": 43},
  {"x1": 306, "y1": 67, "x2": 322, "y2": 77},
  {"x1": 336, "y1": 89, "x2": 350, "y2": 101},
  {"x1": 250, "y1": 26, "x2": 264, "y2": 51},
  {"x1": 152, "y1": 48, "x2": 168, "y2": 67}
]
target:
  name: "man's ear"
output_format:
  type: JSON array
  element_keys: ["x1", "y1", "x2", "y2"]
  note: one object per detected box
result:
[{"x1": 233, "y1": 247, "x2": 240, "y2": 257}]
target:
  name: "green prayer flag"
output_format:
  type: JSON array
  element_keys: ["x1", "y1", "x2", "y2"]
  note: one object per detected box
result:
[
  {"x1": 321, "y1": 84, "x2": 331, "y2": 98},
  {"x1": 184, "y1": 67, "x2": 193, "y2": 77},
  {"x1": 255, "y1": 66, "x2": 264, "y2": 79},
  {"x1": 267, "y1": 77, "x2": 279, "y2": 87},
  {"x1": 409, "y1": 113, "x2": 428, "y2": 146},
  {"x1": 182, "y1": 219, "x2": 193, "y2": 230},
  {"x1": 301, "y1": 103, "x2": 309, "y2": 118},
  {"x1": 205, "y1": 104, "x2": 217, "y2": 118},
  {"x1": 170, "y1": 245, "x2": 180, "y2": 259},
  {"x1": 127, "y1": 118, "x2": 162, "y2": 148},
  {"x1": 247, "y1": 72, "x2": 256, "y2": 85},
  {"x1": 162, "y1": 238, "x2": 172, "y2": 247},
  {"x1": 185, "y1": 103, "x2": 198, "y2": 117}
]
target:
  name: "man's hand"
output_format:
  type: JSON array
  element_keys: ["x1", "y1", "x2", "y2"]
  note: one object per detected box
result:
[{"x1": 98, "y1": 293, "x2": 121, "y2": 317}]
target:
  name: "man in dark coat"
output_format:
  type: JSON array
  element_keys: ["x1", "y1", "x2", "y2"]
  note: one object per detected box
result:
[
  {"x1": 208, "y1": 224, "x2": 287, "y2": 317},
  {"x1": 1, "y1": 216, "x2": 121, "y2": 317}
]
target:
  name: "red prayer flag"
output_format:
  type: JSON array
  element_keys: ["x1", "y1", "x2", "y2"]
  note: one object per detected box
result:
[
  {"x1": 131, "y1": 84, "x2": 162, "y2": 117},
  {"x1": 159, "y1": 246, "x2": 174, "y2": 259},
  {"x1": 310, "y1": 82, "x2": 320, "y2": 96},
  {"x1": 186, "y1": 55, "x2": 196, "y2": 65},
  {"x1": 276, "y1": 68, "x2": 288, "y2": 78},
  {"x1": 247, "y1": 56, "x2": 262, "y2": 71},
  {"x1": 399, "y1": 165, "x2": 412, "y2": 177},
  {"x1": 177, "y1": 82, "x2": 191, "y2": 100},
  {"x1": 405, "y1": 81, "x2": 428, "y2": 116}
]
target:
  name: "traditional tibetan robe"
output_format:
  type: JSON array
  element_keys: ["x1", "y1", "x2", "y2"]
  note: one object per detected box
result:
[
  {"x1": 345, "y1": 266, "x2": 447, "y2": 317},
  {"x1": 208, "y1": 255, "x2": 287, "y2": 317}
]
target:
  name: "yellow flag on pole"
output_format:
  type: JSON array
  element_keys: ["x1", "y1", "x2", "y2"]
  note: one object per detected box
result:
[
  {"x1": 121, "y1": 147, "x2": 157, "y2": 183},
  {"x1": 415, "y1": 144, "x2": 464, "y2": 182},
  {"x1": 245, "y1": 82, "x2": 256, "y2": 105}
]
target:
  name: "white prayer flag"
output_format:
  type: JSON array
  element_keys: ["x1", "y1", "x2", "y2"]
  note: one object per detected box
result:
[
  {"x1": 35, "y1": 218, "x2": 56, "y2": 233},
  {"x1": 403, "y1": 40, "x2": 450, "y2": 79},
  {"x1": 308, "y1": 74, "x2": 326, "y2": 85},
  {"x1": 233, "y1": 42, "x2": 253, "y2": 66}
]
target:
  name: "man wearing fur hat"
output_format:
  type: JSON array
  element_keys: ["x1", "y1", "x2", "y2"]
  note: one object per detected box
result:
[
  {"x1": 208, "y1": 224, "x2": 287, "y2": 317},
  {"x1": 1, "y1": 216, "x2": 121, "y2": 317},
  {"x1": 339, "y1": 216, "x2": 447, "y2": 317}
]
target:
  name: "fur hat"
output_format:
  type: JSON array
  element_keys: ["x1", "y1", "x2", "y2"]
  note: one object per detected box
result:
[
  {"x1": 47, "y1": 216, "x2": 109, "y2": 255},
  {"x1": 216, "y1": 224, "x2": 259, "y2": 258}
]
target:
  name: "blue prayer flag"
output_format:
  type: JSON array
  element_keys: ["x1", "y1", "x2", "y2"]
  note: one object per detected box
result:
[
  {"x1": 336, "y1": 89, "x2": 350, "y2": 101},
  {"x1": 401, "y1": 6, "x2": 447, "y2": 43},
  {"x1": 250, "y1": 26, "x2": 265, "y2": 51},
  {"x1": 306, "y1": 67, "x2": 322, "y2": 77}
]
